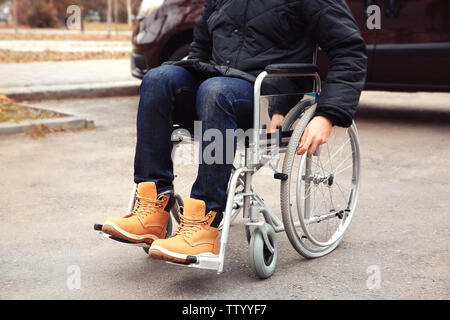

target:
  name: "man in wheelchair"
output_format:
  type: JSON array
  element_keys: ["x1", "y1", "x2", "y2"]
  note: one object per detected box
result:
[{"x1": 101, "y1": 0, "x2": 367, "y2": 264}]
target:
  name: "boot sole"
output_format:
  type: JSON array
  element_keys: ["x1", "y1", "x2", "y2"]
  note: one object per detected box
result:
[
  {"x1": 149, "y1": 245, "x2": 218, "y2": 264},
  {"x1": 102, "y1": 222, "x2": 159, "y2": 245}
]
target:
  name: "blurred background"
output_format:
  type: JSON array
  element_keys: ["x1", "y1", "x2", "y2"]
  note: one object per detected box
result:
[
  {"x1": 1, "y1": 0, "x2": 138, "y2": 31},
  {"x1": 0, "y1": 0, "x2": 138, "y2": 63}
]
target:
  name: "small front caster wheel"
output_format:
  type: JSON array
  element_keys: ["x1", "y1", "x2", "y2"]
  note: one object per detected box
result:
[
  {"x1": 143, "y1": 216, "x2": 173, "y2": 254},
  {"x1": 249, "y1": 223, "x2": 278, "y2": 279}
]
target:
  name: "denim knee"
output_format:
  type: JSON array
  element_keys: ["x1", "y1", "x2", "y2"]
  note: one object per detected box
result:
[
  {"x1": 139, "y1": 65, "x2": 195, "y2": 116},
  {"x1": 196, "y1": 77, "x2": 235, "y2": 122},
  {"x1": 141, "y1": 65, "x2": 191, "y2": 92}
]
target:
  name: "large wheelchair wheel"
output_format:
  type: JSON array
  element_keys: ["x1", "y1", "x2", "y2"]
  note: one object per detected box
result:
[
  {"x1": 281, "y1": 98, "x2": 315, "y2": 131},
  {"x1": 280, "y1": 102, "x2": 361, "y2": 258}
]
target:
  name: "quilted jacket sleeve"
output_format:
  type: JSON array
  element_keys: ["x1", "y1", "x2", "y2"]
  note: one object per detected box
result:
[
  {"x1": 302, "y1": 0, "x2": 367, "y2": 127},
  {"x1": 188, "y1": 0, "x2": 215, "y2": 62}
]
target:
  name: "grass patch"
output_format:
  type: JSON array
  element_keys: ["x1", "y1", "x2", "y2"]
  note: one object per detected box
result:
[
  {"x1": 84, "y1": 22, "x2": 134, "y2": 32},
  {"x1": 0, "y1": 23, "x2": 133, "y2": 41},
  {"x1": 25, "y1": 123, "x2": 67, "y2": 138},
  {"x1": 0, "y1": 95, "x2": 89, "y2": 138},
  {"x1": 0, "y1": 98, "x2": 65, "y2": 123},
  {"x1": 0, "y1": 30, "x2": 132, "y2": 42},
  {"x1": 0, "y1": 49, "x2": 131, "y2": 63}
]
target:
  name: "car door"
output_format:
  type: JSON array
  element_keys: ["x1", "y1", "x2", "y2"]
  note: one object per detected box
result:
[
  {"x1": 371, "y1": 0, "x2": 450, "y2": 91},
  {"x1": 318, "y1": 0, "x2": 377, "y2": 88}
]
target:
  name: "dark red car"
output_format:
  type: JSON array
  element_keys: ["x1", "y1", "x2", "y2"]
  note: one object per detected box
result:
[{"x1": 131, "y1": 0, "x2": 450, "y2": 92}]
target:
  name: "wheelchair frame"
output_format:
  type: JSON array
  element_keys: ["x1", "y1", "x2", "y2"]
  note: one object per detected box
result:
[
  {"x1": 174, "y1": 67, "x2": 323, "y2": 273},
  {"x1": 95, "y1": 55, "x2": 361, "y2": 278}
]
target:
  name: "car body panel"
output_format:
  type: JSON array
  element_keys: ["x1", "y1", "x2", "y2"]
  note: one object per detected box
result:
[
  {"x1": 371, "y1": 0, "x2": 450, "y2": 91},
  {"x1": 132, "y1": 0, "x2": 450, "y2": 92},
  {"x1": 132, "y1": 0, "x2": 204, "y2": 76}
]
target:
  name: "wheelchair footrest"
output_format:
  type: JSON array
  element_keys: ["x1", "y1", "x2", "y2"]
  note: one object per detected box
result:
[
  {"x1": 95, "y1": 225, "x2": 151, "y2": 249},
  {"x1": 166, "y1": 255, "x2": 221, "y2": 272}
]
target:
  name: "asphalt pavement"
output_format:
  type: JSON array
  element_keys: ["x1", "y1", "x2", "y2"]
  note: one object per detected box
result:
[
  {"x1": 0, "y1": 59, "x2": 138, "y2": 89},
  {"x1": 0, "y1": 94, "x2": 449, "y2": 299},
  {"x1": 0, "y1": 59, "x2": 140, "y2": 101}
]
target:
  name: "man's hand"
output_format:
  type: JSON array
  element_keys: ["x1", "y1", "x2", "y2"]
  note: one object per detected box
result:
[
  {"x1": 297, "y1": 116, "x2": 332, "y2": 155},
  {"x1": 269, "y1": 113, "x2": 285, "y2": 133}
]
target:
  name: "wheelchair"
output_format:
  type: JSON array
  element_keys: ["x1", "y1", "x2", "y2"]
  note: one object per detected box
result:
[{"x1": 95, "y1": 59, "x2": 361, "y2": 279}]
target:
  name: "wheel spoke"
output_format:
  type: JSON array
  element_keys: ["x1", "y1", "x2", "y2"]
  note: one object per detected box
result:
[
  {"x1": 318, "y1": 138, "x2": 351, "y2": 172},
  {"x1": 333, "y1": 180, "x2": 350, "y2": 205},
  {"x1": 326, "y1": 140, "x2": 334, "y2": 173},
  {"x1": 333, "y1": 162, "x2": 353, "y2": 177},
  {"x1": 331, "y1": 151, "x2": 354, "y2": 175}
]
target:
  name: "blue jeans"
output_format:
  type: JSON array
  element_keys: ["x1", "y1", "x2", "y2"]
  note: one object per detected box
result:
[{"x1": 134, "y1": 65, "x2": 254, "y2": 215}]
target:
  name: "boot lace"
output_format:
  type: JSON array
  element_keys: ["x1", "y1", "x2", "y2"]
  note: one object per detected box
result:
[
  {"x1": 173, "y1": 208, "x2": 213, "y2": 238},
  {"x1": 130, "y1": 193, "x2": 165, "y2": 223}
]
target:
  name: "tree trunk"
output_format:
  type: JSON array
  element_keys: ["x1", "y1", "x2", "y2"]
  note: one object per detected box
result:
[
  {"x1": 114, "y1": 0, "x2": 119, "y2": 35},
  {"x1": 80, "y1": 0, "x2": 85, "y2": 33},
  {"x1": 127, "y1": 0, "x2": 132, "y2": 26},
  {"x1": 107, "y1": 0, "x2": 112, "y2": 38},
  {"x1": 13, "y1": 0, "x2": 18, "y2": 33}
]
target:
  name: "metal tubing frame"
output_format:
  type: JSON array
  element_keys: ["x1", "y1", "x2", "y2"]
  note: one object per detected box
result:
[
  {"x1": 126, "y1": 183, "x2": 138, "y2": 213},
  {"x1": 107, "y1": 67, "x2": 323, "y2": 274},
  {"x1": 216, "y1": 68, "x2": 322, "y2": 273},
  {"x1": 252, "y1": 71, "x2": 321, "y2": 168},
  {"x1": 221, "y1": 69, "x2": 320, "y2": 262},
  {"x1": 218, "y1": 166, "x2": 251, "y2": 273}
]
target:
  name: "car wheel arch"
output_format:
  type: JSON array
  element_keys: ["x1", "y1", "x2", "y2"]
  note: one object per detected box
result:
[{"x1": 160, "y1": 28, "x2": 194, "y2": 63}]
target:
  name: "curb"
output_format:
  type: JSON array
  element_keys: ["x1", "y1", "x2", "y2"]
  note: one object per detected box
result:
[
  {"x1": 356, "y1": 104, "x2": 450, "y2": 124},
  {"x1": 1, "y1": 81, "x2": 140, "y2": 102},
  {"x1": 357, "y1": 105, "x2": 450, "y2": 122},
  {"x1": 0, "y1": 105, "x2": 94, "y2": 135}
]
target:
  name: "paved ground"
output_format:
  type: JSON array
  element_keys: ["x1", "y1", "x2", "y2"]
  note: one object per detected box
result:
[
  {"x1": 0, "y1": 59, "x2": 138, "y2": 90},
  {"x1": 0, "y1": 59, "x2": 140, "y2": 101},
  {"x1": 0, "y1": 59, "x2": 141, "y2": 101},
  {"x1": 0, "y1": 93, "x2": 449, "y2": 300}
]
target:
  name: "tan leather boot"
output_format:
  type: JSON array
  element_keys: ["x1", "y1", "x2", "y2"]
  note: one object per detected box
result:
[
  {"x1": 102, "y1": 182, "x2": 171, "y2": 244},
  {"x1": 149, "y1": 198, "x2": 219, "y2": 263}
]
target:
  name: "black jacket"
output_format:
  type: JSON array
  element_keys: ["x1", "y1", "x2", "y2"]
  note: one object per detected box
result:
[{"x1": 167, "y1": 0, "x2": 367, "y2": 127}]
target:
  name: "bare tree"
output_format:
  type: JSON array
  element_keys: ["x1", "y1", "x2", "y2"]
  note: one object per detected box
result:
[
  {"x1": 107, "y1": 0, "x2": 112, "y2": 38},
  {"x1": 80, "y1": 0, "x2": 85, "y2": 33},
  {"x1": 126, "y1": 0, "x2": 132, "y2": 25},
  {"x1": 13, "y1": 0, "x2": 18, "y2": 33},
  {"x1": 114, "y1": 0, "x2": 119, "y2": 35}
]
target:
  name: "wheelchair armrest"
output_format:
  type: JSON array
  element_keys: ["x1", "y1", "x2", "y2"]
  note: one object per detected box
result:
[{"x1": 265, "y1": 63, "x2": 319, "y2": 75}]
